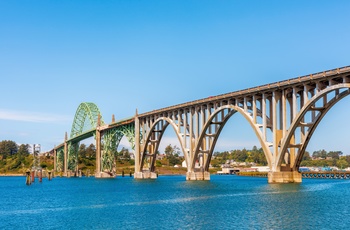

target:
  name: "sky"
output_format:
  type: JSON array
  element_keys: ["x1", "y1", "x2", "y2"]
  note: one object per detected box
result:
[{"x1": 1, "y1": 0, "x2": 350, "y2": 154}]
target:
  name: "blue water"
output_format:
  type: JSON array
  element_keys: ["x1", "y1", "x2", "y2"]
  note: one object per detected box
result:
[{"x1": 1, "y1": 175, "x2": 350, "y2": 229}]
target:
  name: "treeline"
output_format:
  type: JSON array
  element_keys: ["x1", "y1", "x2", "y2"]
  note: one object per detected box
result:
[
  {"x1": 2, "y1": 139, "x2": 350, "y2": 173},
  {"x1": 301, "y1": 149, "x2": 350, "y2": 169},
  {"x1": 0, "y1": 140, "x2": 34, "y2": 173},
  {"x1": 212, "y1": 147, "x2": 350, "y2": 169},
  {"x1": 212, "y1": 146, "x2": 267, "y2": 167}
]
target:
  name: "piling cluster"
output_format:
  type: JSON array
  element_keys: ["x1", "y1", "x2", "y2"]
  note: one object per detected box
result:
[{"x1": 26, "y1": 170, "x2": 53, "y2": 185}]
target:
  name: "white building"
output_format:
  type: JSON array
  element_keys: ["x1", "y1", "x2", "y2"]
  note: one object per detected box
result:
[{"x1": 251, "y1": 166, "x2": 270, "y2": 172}]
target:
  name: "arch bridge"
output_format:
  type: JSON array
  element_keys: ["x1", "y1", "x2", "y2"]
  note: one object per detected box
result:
[
  {"x1": 54, "y1": 66, "x2": 350, "y2": 183},
  {"x1": 54, "y1": 102, "x2": 135, "y2": 178}
]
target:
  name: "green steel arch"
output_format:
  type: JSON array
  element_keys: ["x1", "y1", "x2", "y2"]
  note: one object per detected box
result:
[
  {"x1": 101, "y1": 123, "x2": 135, "y2": 173},
  {"x1": 68, "y1": 102, "x2": 104, "y2": 171},
  {"x1": 70, "y1": 102, "x2": 105, "y2": 138}
]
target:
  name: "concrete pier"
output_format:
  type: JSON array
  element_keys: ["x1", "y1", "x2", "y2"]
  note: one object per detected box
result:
[
  {"x1": 95, "y1": 172, "x2": 116, "y2": 178},
  {"x1": 268, "y1": 171, "x2": 302, "y2": 183},
  {"x1": 186, "y1": 171, "x2": 210, "y2": 181},
  {"x1": 134, "y1": 171, "x2": 157, "y2": 179}
]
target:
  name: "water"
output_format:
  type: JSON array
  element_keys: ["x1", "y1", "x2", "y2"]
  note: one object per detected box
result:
[{"x1": 1, "y1": 175, "x2": 350, "y2": 229}]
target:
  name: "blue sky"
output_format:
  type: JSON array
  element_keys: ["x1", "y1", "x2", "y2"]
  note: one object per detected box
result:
[{"x1": 1, "y1": 1, "x2": 350, "y2": 154}]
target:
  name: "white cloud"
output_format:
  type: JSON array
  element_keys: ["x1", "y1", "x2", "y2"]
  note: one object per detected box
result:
[{"x1": 0, "y1": 109, "x2": 71, "y2": 123}]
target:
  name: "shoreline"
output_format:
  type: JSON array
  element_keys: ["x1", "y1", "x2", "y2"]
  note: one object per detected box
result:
[{"x1": 0, "y1": 174, "x2": 24, "y2": 177}]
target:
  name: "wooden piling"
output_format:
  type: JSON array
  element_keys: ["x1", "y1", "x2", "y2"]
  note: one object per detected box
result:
[
  {"x1": 31, "y1": 171, "x2": 35, "y2": 183},
  {"x1": 26, "y1": 171, "x2": 31, "y2": 185},
  {"x1": 39, "y1": 170, "x2": 42, "y2": 182}
]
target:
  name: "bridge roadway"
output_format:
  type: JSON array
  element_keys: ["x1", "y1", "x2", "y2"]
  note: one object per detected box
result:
[{"x1": 53, "y1": 65, "x2": 350, "y2": 183}]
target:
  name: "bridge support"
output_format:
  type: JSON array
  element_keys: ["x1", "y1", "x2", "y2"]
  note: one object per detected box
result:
[
  {"x1": 53, "y1": 148, "x2": 57, "y2": 172},
  {"x1": 95, "y1": 172, "x2": 116, "y2": 178},
  {"x1": 64, "y1": 132, "x2": 68, "y2": 176},
  {"x1": 186, "y1": 171, "x2": 210, "y2": 181},
  {"x1": 268, "y1": 171, "x2": 302, "y2": 183},
  {"x1": 134, "y1": 171, "x2": 157, "y2": 179}
]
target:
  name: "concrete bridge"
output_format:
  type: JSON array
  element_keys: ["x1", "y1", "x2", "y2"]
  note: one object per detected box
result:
[{"x1": 53, "y1": 66, "x2": 350, "y2": 183}]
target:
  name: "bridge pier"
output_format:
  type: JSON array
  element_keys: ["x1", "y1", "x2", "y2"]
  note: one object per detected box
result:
[
  {"x1": 134, "y1": 171, "x2": 157, "y2": 179},
  {"x1": 95, "y1": 172, "x2": 116, "y2": 178},
  {"x1": 268, "y1": 171, "x2": 302, "y2": 183},
  {"x1": 186, "y1": 171, "x2": 210, "y2": 181}
]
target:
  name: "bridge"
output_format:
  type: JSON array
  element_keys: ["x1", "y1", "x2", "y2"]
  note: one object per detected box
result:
[{"x1": 53, "y1": 65, "x2": 350, "y2": 183}]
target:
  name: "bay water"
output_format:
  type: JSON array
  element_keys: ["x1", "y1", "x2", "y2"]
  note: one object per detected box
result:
[{"x1": 0, "y1": 175, "x2": 349, "y2": 229}]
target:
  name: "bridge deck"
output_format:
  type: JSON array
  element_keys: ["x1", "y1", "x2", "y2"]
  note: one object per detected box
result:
[{"x1": 139, "y1": 65, "x2": 350, "y2": 118}]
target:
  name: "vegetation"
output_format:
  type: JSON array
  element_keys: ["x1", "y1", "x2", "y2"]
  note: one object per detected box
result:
[
  {"x1": 300, "y1": 149, "x2": 349, "y2": 169},
  {"x1": 212, "y1": 146, "x2": 267, "y2": 167},
  {"x1": 1, "y1": 139, "x2": 350, "y2": 174}
]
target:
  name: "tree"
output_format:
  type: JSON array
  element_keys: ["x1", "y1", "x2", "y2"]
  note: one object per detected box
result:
[
  {"x1": 250, "y1": 147, "x2": 267, "y2": 165},
  {"x1": 0, "y1": 140, "x2": 18, "y2": 158},
  {"x1": 78, "y1": 144, "x2": 87, "y2": 158},
  {"x1": 164, "y1": 144, "x2": 182, "y2": 166},
  {"x1": 312, "y1": 149, "x2": 327, "y2": 159},
  {"x1": 327, "y1": 151, "x2": 343, "y2": 160},
  {"x1": 164, "y1": 144, "x2": 180, "y2": 156},
  {"x1": 17, "y1": 144, "x2": 30, "y2": 156},
  {"x1": 336, "y1": 158, "x2": 348, "y2": 169},
  {"x1": 86, "y1": 144, "x2": 96, "y2": 158},
  {"x1": 302, "y1": 151, "x2": 311, "y2": 161}
]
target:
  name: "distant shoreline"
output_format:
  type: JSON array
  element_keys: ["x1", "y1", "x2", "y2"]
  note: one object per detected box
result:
[{"x1": 0, "y1": 174, "x2": 24, "y2": 177}]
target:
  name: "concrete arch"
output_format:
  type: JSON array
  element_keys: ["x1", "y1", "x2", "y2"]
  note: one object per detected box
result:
[
  {"x1": 140, "y1": 117, "x2": 188, "y2": 171},
  {"x1": 193, "y1": 105, "x2": 273, "y2": 171},
  {"x1": 70, "y1": 102, "x2": 104, "y2": 138},
  {"x1": 277, "y1": 84, "x2": 350, "y2": 171}
]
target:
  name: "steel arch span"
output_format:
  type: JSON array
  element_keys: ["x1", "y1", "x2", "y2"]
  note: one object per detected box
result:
[
  {"x1": 71, "y1": 102, "x2": 105, "y2": 138},
  {"x1": 66, "y1": 102, "x2": 105, "y2": 172}
]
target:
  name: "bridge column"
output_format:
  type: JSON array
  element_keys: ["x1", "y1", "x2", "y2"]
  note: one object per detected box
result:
[
  {"x1": 94, "y1": 114, "x2": 114, "y2": 178},
  {"x1": 134, "y1": 110, "x2": 143, "y2": 179},
  {"x1": 64, "y1": 132, "x2": 68, "y2": 176},
  {"x1": 95, "y1": 127, "x2": 101, "y2": 177},
  {"x1": 53, "y1": 148, "x2": 57, "y2": 172},
  {"x1": 133, "y1": 110, "x2": 157, "y2": 179}
]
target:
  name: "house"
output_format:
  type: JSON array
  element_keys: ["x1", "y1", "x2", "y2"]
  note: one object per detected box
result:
[{"x1": 156, "y1": 154, "x2": 166, "y2": 160}]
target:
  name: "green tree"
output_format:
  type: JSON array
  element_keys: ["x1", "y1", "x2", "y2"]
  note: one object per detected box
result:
[
  {"x1": 86, "y1": 144, "x2": 96, "y2": 158},
  {"x1": 78, "y1": 144, "x2": 87, "y2": 158},
  {"x1": 312, "y1": 149, "x2": 327, "y2": 159},
  {"x1": 0, "y1": 140, "x2": 18, "y2": 158},
  {"x1": 164, "y1": 144, "x2": 182, "y2": 166},
  {"x1": 336, "y1": 158, "x2": 348, "y2": 169},
  {"x1": 302, "y1": 151, "x2": 311, "y2": 161},
  {"x1": 327, "y1": 151, "x2": 343, "y2": 160}
]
